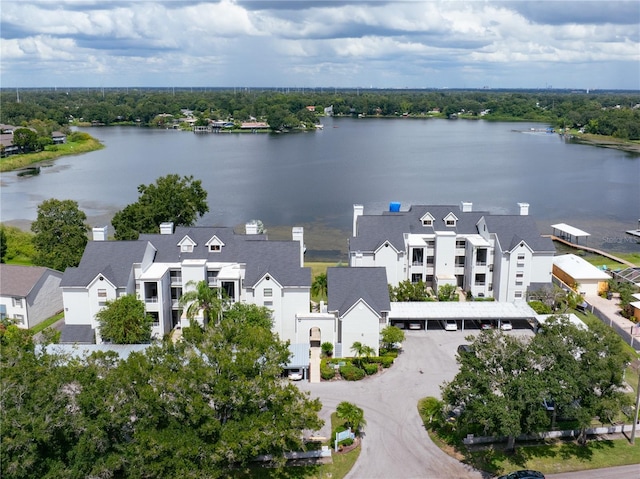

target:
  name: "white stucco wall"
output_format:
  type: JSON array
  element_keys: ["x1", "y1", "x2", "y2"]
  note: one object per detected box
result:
[{"x1": 340, "y1": 300, "x2": 381, "y2": 356}]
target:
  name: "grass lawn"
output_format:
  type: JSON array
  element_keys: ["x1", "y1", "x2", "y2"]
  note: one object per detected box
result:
[
  {"x1": 234, "y1": 412, "x2": 360, "y2": 479},
  {"x1": 30, "y1": 312, "x2": 64, "y2": 335},
  {"x1": 0, "y1": 137, "x2": 104, "y2": 172},
  {"x1": 466, "y1": 437, "x2": 640, "y2": 476}
]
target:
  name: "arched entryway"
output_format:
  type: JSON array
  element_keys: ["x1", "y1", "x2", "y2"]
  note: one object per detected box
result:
[{"x1": 309, "y1": 326, "x2": 321, "y2": 348}]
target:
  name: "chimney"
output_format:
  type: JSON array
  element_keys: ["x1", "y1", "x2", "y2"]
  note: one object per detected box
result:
[
  {"x1": 353, "y1": 204, "x2": 364, "y2": 237},
  {"x1": 245, "y1": 221, "x2": 259, "y2": 235},
  {"x1": 460, "y1": 201, "x2": 473, "y2": 212},
  {"x1": 517, "y1": 202, "x2": 529, "y2": 216},
  {"x1": 92, "y1": 226, "x2": 108, "y2": 241},
  {"x1": 292, "y1": 227, "x2": 305, "y2": 267},
  {"x1": 160, "y1": 222, "x2": 174, "y2": 234}
]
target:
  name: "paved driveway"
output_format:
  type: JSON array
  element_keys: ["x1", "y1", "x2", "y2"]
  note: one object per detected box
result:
[{"x1": 296, "y1": 329, "x2": 538, "y2": 479}]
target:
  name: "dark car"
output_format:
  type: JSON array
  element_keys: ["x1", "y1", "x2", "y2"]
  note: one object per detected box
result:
[
  {"x1": 498, "y1": 470, "x2": 545, "y2": 479},
  {"x1": 457, "y1": 344, "x2": 474, "y2": 355}
]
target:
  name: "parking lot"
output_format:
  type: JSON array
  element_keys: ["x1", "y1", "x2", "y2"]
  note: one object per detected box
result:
[{"x1": 297, "y1": 328, "x2": 534, "y2": 478}]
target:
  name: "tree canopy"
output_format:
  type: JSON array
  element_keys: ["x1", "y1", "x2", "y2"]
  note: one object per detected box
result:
[
  {"x1": 441, "y1": 316, "x2": 631, "y2": 450},
  {"x1": 96, "y1": 294, "x2": 153, "y2": 344},
  {"x1": 30, "y1": 198, "x2": 88, "y2": 271},
  {"x1": 111, "y1": 174, "x2": 209, "y2": 240},
  {"x1": 1, "y1": 302, "x2": 323, "y2": 478}
]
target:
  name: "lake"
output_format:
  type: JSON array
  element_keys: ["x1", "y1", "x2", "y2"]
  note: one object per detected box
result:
[{"x1": 1, "y1": 117, "x2": 638, "y2": 260}]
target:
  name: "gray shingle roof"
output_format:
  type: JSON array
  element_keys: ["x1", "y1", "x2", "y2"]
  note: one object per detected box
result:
[
  {"x1": 351, "y1": 204, "x2": 552, "y2": 254},
  {"x1": 59, "y1": 324, "x2": 96, "y2": 344},
  {"x1": 327, "y1": 267, "x2": 390, "y2": 316},
  {"x1": 483, "y1": 215, "x2": 554, "y2": 252},
  {"x1": 64, "y1": 227, "x2": 310, "y2": 289},
  {"x1": 351, "y1": 205, "x2": 488, "y2": 252},
  {"x1": 61, "y1": 241, "x2": 149, "y2": 287},
  {"x1": 0, "y1": 264, "x2": 61, "y2": 297}
]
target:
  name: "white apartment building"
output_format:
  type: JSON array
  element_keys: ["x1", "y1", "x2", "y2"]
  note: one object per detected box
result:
[
  {"x1": 349, "y1": 202, "x2": 555, "y2": 302},
  {"x1": 60, "y1": 222, "x2": 311, "y2": 344}
]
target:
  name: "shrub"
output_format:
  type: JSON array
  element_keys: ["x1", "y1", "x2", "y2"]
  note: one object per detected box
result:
[
  {"x1": 529, "y1": 300, "x2": 552, "y2": 314},
  {"x1": 339, "y1": 437, "x2": 354, "y2": 447},
  {"x1": 339, "y1": 363, "x2": 365, "y2": 381},
  {"x1": 363, "y1": 363, "x2": 378, "y2": 375},
  {"x1": 381, "y1": 356, "x2": 395, "y2": 368},
  {"x1": 320, "y1": 358, "x2": 336, "y2": 380},
  {"x1": 321, "y1": 341, "x2": 334, "y2": 357}
]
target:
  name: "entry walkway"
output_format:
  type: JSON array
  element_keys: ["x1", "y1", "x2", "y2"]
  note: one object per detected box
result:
[{"x1": 584, "y1": 292, "x2": 640, "y2": 352}]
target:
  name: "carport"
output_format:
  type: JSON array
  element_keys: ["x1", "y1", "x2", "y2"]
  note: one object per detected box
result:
[
  {"x1": 285, "y1": 343, "x2": 310, "y2": 380},
  {"x1": 389, "y1": 302, "x2": 538, "y2": 331}
]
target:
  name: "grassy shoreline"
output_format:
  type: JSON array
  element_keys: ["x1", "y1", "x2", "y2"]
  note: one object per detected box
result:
[{"x1": 0, "y1": 137, "x2": 104, "y2": 172}]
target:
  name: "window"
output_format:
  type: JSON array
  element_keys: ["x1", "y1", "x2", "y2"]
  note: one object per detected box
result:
[
  {"x1": 514, "y1": 291, "x2": 523, "y2": 299},
  {"x1": 264, "y1": 301, "x2": 273, "y2": 307},
  {"x1": 456, "y1": 239, "x2": 466, "y2": 248},
  {"x1": 515, "y1": 272, "x2": 524, "y2": 286},
  {"x1": 455, "y1": 256, "x2": 465, "y2": 267},
  {"x1": 446, "y1": 219, "x2": 455, "y2": 226},
  {"x1": 170, "y1": 270, "x2": 182, "y2": 284},
  {"x1": 422, "y1": 219, "x2": 433, "y2": 226},
  {"x1": 98, "y1": 289, "x2": 107, "y2": 298},
  {"x1": 264, "y1": 288, "x2": 273, "y2": 297},
  {"x1": 425, "y1": 240, "x2": 435, "y2": 248},
  {"x1": 12, "y1": 297, "x2": 23, "y2": 308},
  {"x1": 207, "y1": 270, "x2": 219, "y2": 284},
  {"x1": 426, "y1": 256, "x2": 434, "y2": 265},
  {"x1": 411, "y1": 274, "x2": 422, "y2": 284},
  {"x1": 412, "y1": 249, "x2": 424, "y2": 266},
  {"x1": 475, "y1": 273, "x2": 486, "y2": 286},
  {"x1": 14, "y1": 314, "x2": 24, "y2": 324},
  {"x1": 209, "y1": 244, "x2": 221, "y2": 252},
  {"x1": 181, "y1": 244, "x2": 193, "y2": 253}
]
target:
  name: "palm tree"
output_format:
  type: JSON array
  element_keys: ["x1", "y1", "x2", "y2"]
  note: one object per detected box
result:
[
  {"x1": 336, "y1": 401, "x2": 366, "y2": 435},
  {"x1": 311, "y1": 273, "x2": 328, "y2": 301},
  {"x1": 178, "y1": 280, "x2": 228, "y2": 326}
]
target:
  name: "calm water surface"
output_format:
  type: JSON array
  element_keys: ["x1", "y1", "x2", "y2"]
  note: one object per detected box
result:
[{"x1": 1, "y1": 117, "x2": 638, "y2": 259}]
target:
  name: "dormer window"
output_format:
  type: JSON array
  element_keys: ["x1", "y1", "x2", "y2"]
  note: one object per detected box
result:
[
  {"x1": 443, "y1": 212, "x2": 458, "y2": 227},
  {"x1": 177, "y1": 235, "x2": 196, "y2": 253},
  {"x1": 205, "y1": 235, "x2": 225, "y2": 253},
  {"x1": 421, "y1": 212, "x2": 434, "y2": 227}
]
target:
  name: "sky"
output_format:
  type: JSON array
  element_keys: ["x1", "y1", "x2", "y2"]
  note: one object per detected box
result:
[{"x1": 1, "y1": 0, "x2": 639, "y2": 90}]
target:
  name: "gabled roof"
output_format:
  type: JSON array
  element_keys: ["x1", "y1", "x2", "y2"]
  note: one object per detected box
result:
[
  {"x1": 0, "y1": 264, "x2": 61, "y2": 297},
  {"x1": 327, "y1": 267, "x2": 390, "y2": 316},
  {"x1": 351, "y1": 205, "x2": 488, "y2": 252},
  {"x1": 61, "y1": 241, "x2": 148, "y2": 287},
  {"x1": 482, "y1": 215, "x2": 554, "y2": 252},
  {"x1": 67, "y1": 227, "x2": 310, "y2": 289}
]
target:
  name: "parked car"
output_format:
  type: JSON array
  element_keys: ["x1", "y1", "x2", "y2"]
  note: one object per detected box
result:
[
  {"x1": 288, "y1": 369, "x2": 303, "y2": 381},
  {"x1": 500, "y1": 320, "x2": 513, "y2": 331},
  {"x1": 457, "y1": 344, "x2": 474, "y2": 355},
  {"x1": 441, "y1": 319, "x2": 458, "y2": 331},
  {"x1": 480, "y1": 320, "x2": 494, "y2": 330},
  {"x1": 498, "y1": 470, "x2": 545, "y2": 479},
  {"x1": 409, "y1": 322, "x2": 421, "y2": 330}
]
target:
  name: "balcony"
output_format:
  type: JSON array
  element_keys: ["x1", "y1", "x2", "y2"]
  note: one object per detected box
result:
[
  {"x1": 145, "y1": 297, "x2": 159, "y2": 303},
  {"x1": 412, "y1": 261, "x2": 424, "y2": 266}
]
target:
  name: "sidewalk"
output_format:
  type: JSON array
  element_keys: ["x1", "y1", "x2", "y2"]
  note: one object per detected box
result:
[{"x1": 584, "y1": 292, "x2": 640, "y2": 352}]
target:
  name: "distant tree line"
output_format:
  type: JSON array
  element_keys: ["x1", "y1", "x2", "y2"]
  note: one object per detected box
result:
[{"x1": 1, "y1": 88, "x2": 639, "y2": 138}]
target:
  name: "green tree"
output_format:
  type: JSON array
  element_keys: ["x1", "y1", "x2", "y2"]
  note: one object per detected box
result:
[
  {"x1": 12, "y1": 127, "x2": 38, "y2": 152},
  {"x1": 112, "y1": 174, "x2": 209, "y2": 240},
  {"x1": 380, "y1": 325, "x2": 405, "y2": 350},
  {"x1": 31, "y1": 198, "x2": 88, "y2": 271},
  {"x1": 336, "y1": 401, "x2": 366, "y2": 435},
  {"x1": 96, "y1": 294, "x2": 153, "y2": 344},
  {"x1": 311, "y1": 272, "x2": 328, "y2": 300},
  {"x1": 0, "y1": 227, "x2": 6, "y2": 263},
  {"x1": 442, "y1": 317, "x2": 632, "y2": 450},
  {"x1": 179, "y1": 280, "x2": 229, "y2": 327},
  {"x1": 442, "y1": 329, "x2": 546, "y2": 451},
  {"x1": 437, "y1": 284, "x2": 458, "y2": 302},
  {"x1": 389, "y1": 280, "x2": 431, "y2": 301}
]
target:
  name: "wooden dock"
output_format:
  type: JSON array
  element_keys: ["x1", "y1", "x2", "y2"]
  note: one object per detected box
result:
[{"x1": 545, "y1": 235, "x2": 636, "y2": 267}]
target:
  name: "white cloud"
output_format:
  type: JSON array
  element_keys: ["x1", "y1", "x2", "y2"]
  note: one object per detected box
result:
[{"x1": 1, "y1": 0, "x2": 638, "y2": 88}]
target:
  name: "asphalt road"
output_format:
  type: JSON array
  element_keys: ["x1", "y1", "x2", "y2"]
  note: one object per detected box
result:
[
  {"x1": 297, "y1": 329, "x2": 497, "y2": 479},
  {"x1": 296, "y1": 328, "x2": 639, "y2": 479}
]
